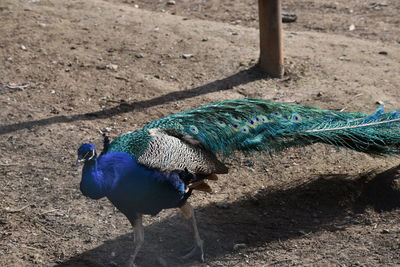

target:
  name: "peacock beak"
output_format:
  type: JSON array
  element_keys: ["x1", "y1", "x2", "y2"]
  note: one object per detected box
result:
[
  {"x1": 76, "y1": 158, "x2": 85, "y2": 164},
  {"x1": 75, "y1": 156, "x2": 85, "y2": 166}
]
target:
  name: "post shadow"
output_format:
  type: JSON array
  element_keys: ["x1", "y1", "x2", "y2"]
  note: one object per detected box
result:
[
  {"x1": 56, "y1": 167, "x2": 400, "y2": 267},
  {"x1": 0, "y1": 66, "x2": 266, "y2": 135}
]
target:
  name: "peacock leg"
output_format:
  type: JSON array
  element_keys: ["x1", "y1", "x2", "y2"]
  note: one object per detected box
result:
[
  {"x1": 180, "y1": 202, "x2": 204, "y2": 262},
  {"x1": 128, "y1": 214, "x2": 144, "y2": 267}
]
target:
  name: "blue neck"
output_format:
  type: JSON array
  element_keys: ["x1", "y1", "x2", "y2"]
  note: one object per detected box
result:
[{"x1": 80, "y1": 159, "x2": 106, "y2": 200}]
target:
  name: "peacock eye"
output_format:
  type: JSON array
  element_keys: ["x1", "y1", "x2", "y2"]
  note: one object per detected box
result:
[
  {"x1": 77, "y1": 148, "x2": 96, "y2": 163},
  {"x1": 86, "y1": 149, "x2": 96, "y2": 160}
]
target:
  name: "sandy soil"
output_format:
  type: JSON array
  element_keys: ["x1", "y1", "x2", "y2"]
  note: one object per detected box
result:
[{"x1": 1, "y1": 0, "x2": 399, "y2": 266}]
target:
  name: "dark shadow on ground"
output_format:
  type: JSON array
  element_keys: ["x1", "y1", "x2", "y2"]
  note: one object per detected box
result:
[
  {"x1": 56, "y1": 167, "x2": 400, "y2": 267},
  {"x1": 355, "y1": 165, "x2": 400, "y2": 212},
  {"x1": 0, "y1": 66, "x2": 266, "y2": 135}
]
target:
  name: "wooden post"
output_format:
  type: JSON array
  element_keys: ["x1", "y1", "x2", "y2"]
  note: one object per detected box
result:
[{"x1": 258, "y1": 0, "x2": 284, "y2": 78}]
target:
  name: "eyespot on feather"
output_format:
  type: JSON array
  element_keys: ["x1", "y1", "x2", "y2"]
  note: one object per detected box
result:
[
  {"x1": 188, "y1": 125, "x2": 199, "y2": 134},
  {"x1": 291, "y1": 114, "x2": 302, "y2": 122},
  {"x1": 258, "y1": 115, "x2": 271, "y2": 123},
  {"x1": 232, "y1": 123, "x2": 241, "y2": 131},
  {"x1": 241, "y1": 126, "x2": 250, "y2": 133},
  {"x1": 216, "y1": 121, "x2": 227, "y2": 127},
  {"x1": 247, "y1": 118, "x2": 259, "y2": 128}
]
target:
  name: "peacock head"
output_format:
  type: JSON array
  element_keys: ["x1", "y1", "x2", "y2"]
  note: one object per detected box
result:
[{"x1": 77, "y1": 143, "x2": 97, "y2": 163}]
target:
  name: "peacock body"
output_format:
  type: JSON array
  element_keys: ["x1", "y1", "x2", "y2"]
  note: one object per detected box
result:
[
  {"x1": 79, "y1": 146, "x2": 189, "y2": 216},
  {"x1": 78, "y1": 98, "x2": 400, "y2": 265}
]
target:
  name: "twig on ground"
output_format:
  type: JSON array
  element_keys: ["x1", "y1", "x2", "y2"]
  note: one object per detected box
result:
[
  {"x1": 5, "y1": 83, "x2": 30, "y2": 90},
  {"x1": 4, "y1": 204, "x2": 30, "y2": 213}
]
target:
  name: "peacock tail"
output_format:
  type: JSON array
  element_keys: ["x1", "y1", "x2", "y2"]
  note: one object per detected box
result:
[{"x1": 108, "y1": 98, "x2": 400, "y2": 172}]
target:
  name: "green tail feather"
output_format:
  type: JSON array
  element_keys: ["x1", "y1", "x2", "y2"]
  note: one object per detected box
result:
[{"x1": 110, "y1": 98, "x2": 400, "y2": 157}]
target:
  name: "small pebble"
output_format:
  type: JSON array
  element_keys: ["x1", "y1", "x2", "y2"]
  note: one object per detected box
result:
[
  {"x1": 106, "y1": 64, "x2": 118, "y2": 71},
  {"x1": 20, "y1": 44, "x2": 27, "y2": 50},
  {"x1": 378, "y1": 51, "x2": 388, "y2": 55},
  {"x1": 182, "y1": 54, "x2": 193, "y2": 59},
  {"x1": 167, "y1": 0, "x2": 176, "y2": 5},
  {"x1": 215, "y1": 203, "x2": 230, "y2": 209},
  {"x1": 348, "y1": 24, "x2": 355, "y2": 31},
  {"x1": 233, "y1": 243, "x2": 247, "y2": 251},
  {"x1": 282, "y1": 13, "x2": 297, "y2": 23},
  {"x1": 157, "y1": 257, "x2": 168, "y2": 267}
]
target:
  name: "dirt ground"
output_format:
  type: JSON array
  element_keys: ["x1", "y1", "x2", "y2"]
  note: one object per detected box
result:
[{"x1": 1, "y1": 0, "x2": 400, "y2": 266}]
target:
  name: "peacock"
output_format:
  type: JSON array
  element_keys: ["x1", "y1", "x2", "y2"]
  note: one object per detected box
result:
[{"x1": 77, "y1": 98, "x2": 400, "y2": 265}]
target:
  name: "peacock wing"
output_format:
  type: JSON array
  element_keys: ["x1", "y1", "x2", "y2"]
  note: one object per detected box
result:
[{"x1": 136, "y1": 128, "x2": 228, "y2": 174}]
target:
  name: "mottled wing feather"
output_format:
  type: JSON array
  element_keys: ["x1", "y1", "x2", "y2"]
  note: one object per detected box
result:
[
  {"x1": 162, "y1": 129, "x2": 204, "y2": 147},
  {"x1": 137, "y1": 129, "x2": 228, "y2": 174}
]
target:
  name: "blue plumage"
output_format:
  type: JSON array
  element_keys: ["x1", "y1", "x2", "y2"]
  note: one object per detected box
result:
[{"x1": 78, "y1": 144, "x2": 190, "y2": 219}]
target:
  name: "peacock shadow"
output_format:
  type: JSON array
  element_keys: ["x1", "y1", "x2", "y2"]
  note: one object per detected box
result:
[
  {"x1": 0, "y1": 66, "x2": 265, "y2": 135},
  {"x1": 56, "y1": 165, "x2": 400, "y2": 267}
]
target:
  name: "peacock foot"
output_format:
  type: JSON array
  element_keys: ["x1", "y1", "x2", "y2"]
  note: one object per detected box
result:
[{"x1": 180, "y1": 240, "x2": 204, "y2": 262}]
